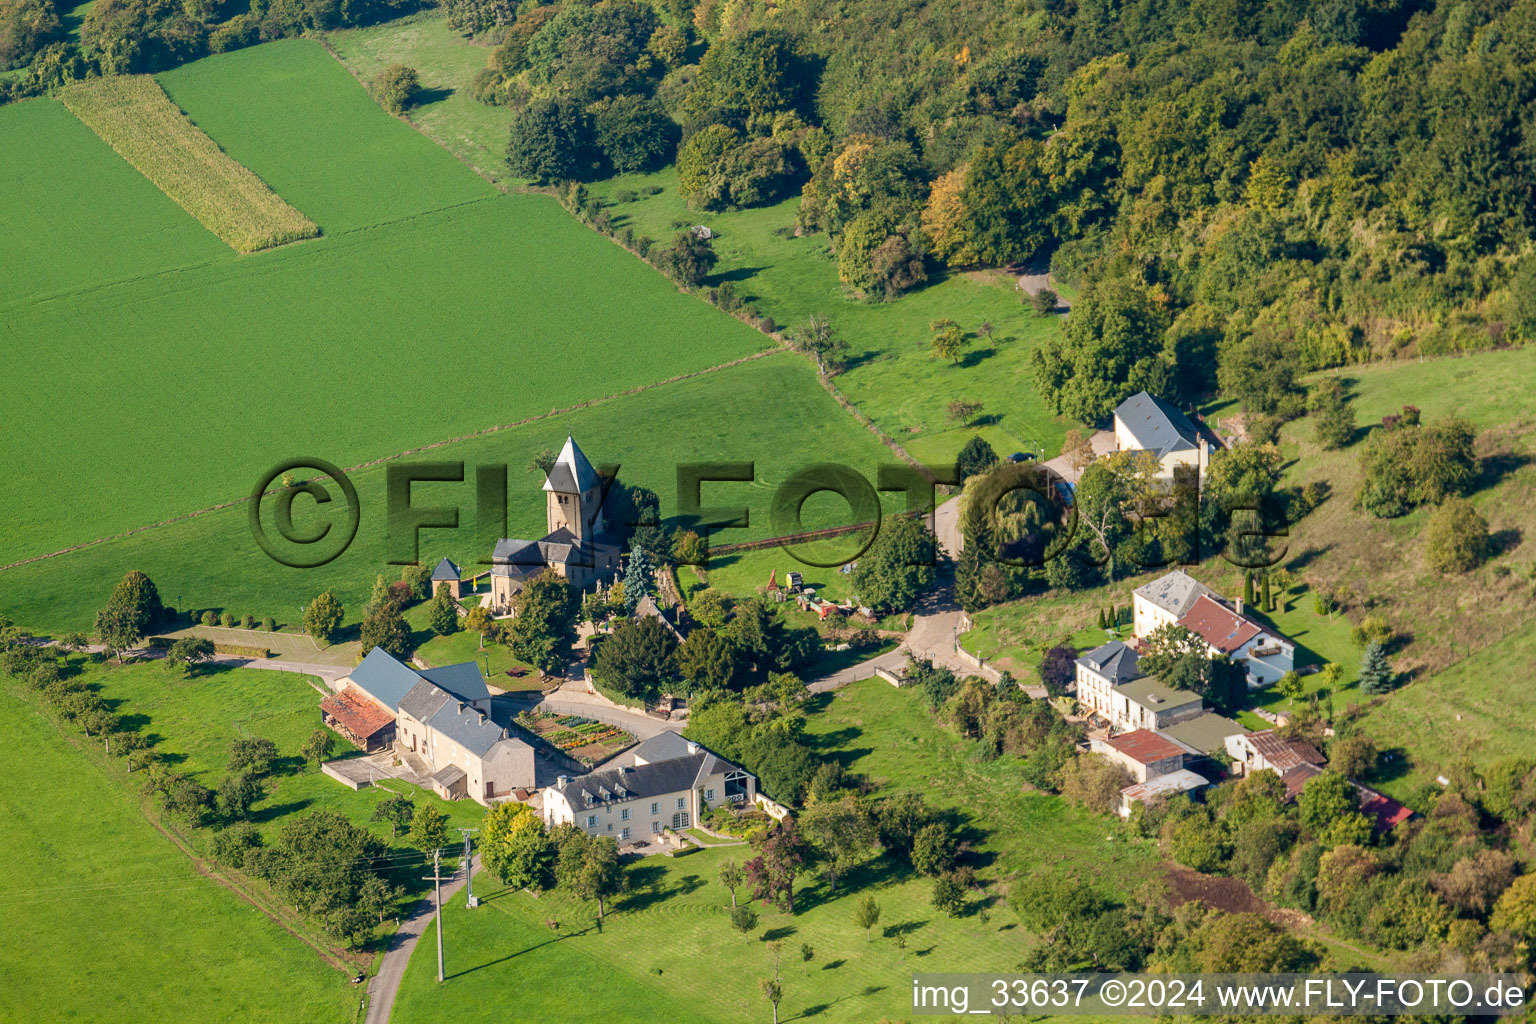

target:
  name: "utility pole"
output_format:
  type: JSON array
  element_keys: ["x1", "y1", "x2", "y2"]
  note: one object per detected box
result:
[
  {"x1": 457, "y1": 827, "x2": 481, "y2": 909},
  {"x1": 424, "y1": 847, "x2": 446, "y2": 982}
]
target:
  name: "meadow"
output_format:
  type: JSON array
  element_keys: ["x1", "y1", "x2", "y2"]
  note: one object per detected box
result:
[
  {"x1": 0, "y1": 353, "x2": 908, "y2": 633},
  {"x1": 73, "y1": 658, "x2": 485, "y2": 843},
  {"x1": 320, "y1": 16, "x2": 1074, "y2": 458},
  {"x1": 392, "y1": 677, "x2": 1149, "y2": 1024},
  {"x1": 0, "y1": 680, "x2": 356, "y2": 1023},
  {"x1": 156, "y1": 39, "x2": 492, "y2": 233},
  {"x1": 326, "y1": 14, "x2": 521, "y2": 187},
  {"x1": 0, "y1": 40, "x2": 774, "y2": 571},
  {"x1": 59, "y1": 75, "x2": 319, "y2": 253},
  {"x1": 0, "y1": 98, "x2": 229, "y2": 304}
]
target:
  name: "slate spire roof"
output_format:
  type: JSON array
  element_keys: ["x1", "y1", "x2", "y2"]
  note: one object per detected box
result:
[{"x1": 543, "y1": 436, "x2": 601, "y2": 494}]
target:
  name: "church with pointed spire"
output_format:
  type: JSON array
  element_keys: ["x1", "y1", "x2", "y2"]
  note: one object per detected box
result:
[{"x1": 488, "y1": 437, "x2": 622, "y2": 614}]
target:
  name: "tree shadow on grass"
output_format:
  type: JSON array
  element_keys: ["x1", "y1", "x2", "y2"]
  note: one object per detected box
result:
[
  {"x1": 1373, "y1": 746, "x2": 1413, "y2": 784},
  {"x1": 955, "y1": 346, "x2": 998, "y2": 370},
  {"x1": 707, "y1": 265, "x2": 764, "y2": 286},
  {"x1": 249, "y1": 798, "x2": 312, "y2": 825},
  {"x1": 762, "y1": 925, "x2": 796, "y2": 941},
  {"x1": 1490, "y1": 528, "x2": 1524, "y2": 557},
  {"x1": 449, "y1": 922, "x2": 598, "y2": 980},
  {"x1": 616, "y1": 866, "x2": 702, "y2": 912},
  {"x1": 413, "y1": 86, "x2": 454, "y2": 106},
  {"x1": 806, "y1": 725, "x2": 861, "y2": 752}
]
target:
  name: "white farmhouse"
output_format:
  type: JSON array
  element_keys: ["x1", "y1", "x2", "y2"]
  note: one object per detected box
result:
[{"x1": 1113, "y1": 391, "x2": 1212, "y2": 482}]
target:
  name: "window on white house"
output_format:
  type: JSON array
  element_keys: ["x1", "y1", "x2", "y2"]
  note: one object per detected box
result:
[
  {"x1": 586, "y1": 815, "x2": 598, "y2": 828},
  {"x1": 650, "y1": 801, "x2": 659, "y2": 814},
  {"x1": 705, "y1": 789, "x2": 715, "y2": 802},
  {"x1": 620, "y1": 808, "x2": 630, "y2": 821},
  {"x1": 651, "y1": 821, "x2": 661, "y2": 833},
  {"x1": 621, "y1": 827, "x2": 630, "y2": 840},
  {"x1": 676, "y1": 797, "x2": 686, "y2": 809}
]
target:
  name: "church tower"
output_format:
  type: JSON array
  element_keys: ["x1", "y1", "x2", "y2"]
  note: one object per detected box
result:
[{"x1": 543, "y1": 436, "x2": 604, "y2": 542}]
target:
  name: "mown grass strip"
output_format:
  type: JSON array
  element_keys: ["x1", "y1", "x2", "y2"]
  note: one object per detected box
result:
[{"x1": 58, "y1": 75, "x2": 319, "y2": 253}]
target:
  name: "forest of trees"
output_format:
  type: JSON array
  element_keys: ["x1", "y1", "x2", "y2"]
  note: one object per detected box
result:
[
  {"x1": 437, "y1": 0, "x2": 1536, "y2": 424},
  {"x1": 472, "y1": 0, "x2": 1534, "y2": 429}
]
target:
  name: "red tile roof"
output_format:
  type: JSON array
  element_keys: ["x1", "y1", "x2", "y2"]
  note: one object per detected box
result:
[
  {"x1": 320, "y1": 686, "x2": 397, "y2": 739},
  {"x1": 1180, "y1": 594, "x2": 1263, "y2": 654},
  {"x1": 1358, "y1": 787, "x2": 1414, "y2": 833},
  {"x1": 1105, "y1": 729, "x2": 1186, "y2": 765}
]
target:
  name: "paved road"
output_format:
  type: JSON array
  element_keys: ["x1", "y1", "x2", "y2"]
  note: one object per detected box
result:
[
  {"x1": 209, "y1": 654, "x2": 349, "y2": 686},
  {"x1": 365, "y1": 861, "x2": 472, "y2": 1024},
  {"x1": 808, "y1": 497, "x2": 973, "y2": 692}
]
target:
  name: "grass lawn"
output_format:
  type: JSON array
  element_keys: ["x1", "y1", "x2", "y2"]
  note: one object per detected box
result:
[
  {"x1": 592, "y1": 166, "x2": 1075, "y2": 459},
  {"x1": 75, "y1": 657, "x2": 485, "y2": 848},
  {"x1": 325, "y1": 13, "x2": 521, "y2": 187},
  {"x1": 402, "y1": 602, "x2": 545, "y2": 690},
  {"x1": 0, "y1": 682, "x2": 355, "y2": 1023},
  {"x1": 0, "y1": 97, "x2": 229, "y2": 303},
  {"x1": 393, "y1": 678, "x2": 1151, "y2": 1024},
  {"x1": 157, "y1": 39, "x2": 491, "y2": 234},
  {"x1": 60, "y1": 74, "x2": 319, "y2": 253},
  {"x1": 1, "y1": 39, "x2": 772, "y2": 571},
  {"x1": 1358, "y1": 621, "x2": 1536, "y2": 799},
  {"x1": 0, "y1": 353, "x2": 903, "y2": 634},
  {"x1": 321, "y1": 15, "x2": 1076, "y2": 464},
  {"x1": 802, "y1": 678, "x2": 1154, "y2": 883}
]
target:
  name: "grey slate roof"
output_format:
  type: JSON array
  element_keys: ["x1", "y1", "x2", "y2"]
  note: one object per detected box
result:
[
  {"x1": 1134, "y1": 569, "x2": 1218, "y2": 620},
  {"x1": 425, "y1": 699, "x2": 515, "y2": 757},
  {"x1": 419, "y1": 662, "x2": 490, "y2": 704},
  {"x1": 432, "y1": 764, "x2": 466, "y2": 788},
  {"x1": 558, "y1": 748, "x2": 742, "y2": 811},
  {"x1": 493, "y1": 537, "x2": 544, "y2": 565},
  {"x1": 542, "y1": 436, "x2": 600, "y2": 494},
  {"x1": 1076, "y1": 641, "x2": 1141, "y2": 685},
  {"x1": 349, "y1": 647, "x2": 426, "y2": 713},
  {"x1": 492, "y1": 527, "x2": 585, "y2": 570},
  {"x1": 601, "y1": 731, "x2": 695, "y2": 769},
  {"x1": 1115, "y1": 391, "x2": 1199, "y2": 458},
  {"x1": 399, "y1": 679, "x2": 452, "y2": 722},
  {"x1": 431, "y1": 557, "x2": 460, "y2": 581}
]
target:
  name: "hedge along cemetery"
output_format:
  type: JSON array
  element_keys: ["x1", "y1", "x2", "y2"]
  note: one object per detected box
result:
[{"x1": 0, "y1": 39, "x2": 924, "y2": 633}]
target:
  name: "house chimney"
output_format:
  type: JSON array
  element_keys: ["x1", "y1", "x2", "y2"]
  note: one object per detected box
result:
[
  {"x1": 686, "y1": 742, "x2": 699, "y2": 755},
  {"x1": 557, "y1": 775, "x2": 569, "y2": 789},
  {"x1": 1236, "y1": 597, "x2": 1244, "y2": 616}
]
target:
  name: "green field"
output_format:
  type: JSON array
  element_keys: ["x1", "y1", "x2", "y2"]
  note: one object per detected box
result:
[
  {"x1": 326, "y1": 14, "x2": 521, "y2": 188},
  {"x1": 60, "y1": 74, "x2": 319, "y2": 253},
  {"x1": 65, "y1": 658, "x2": 485, "y2": 845},
  {"x1": 319, "y1": 16, "x2": 1073, "y2": 460},
  {"x1": 0, "y1": 682, "x2": 355, "y2": 1023},
  {"x1": 393, "y1": 678, "x2": 1148, "y2": 1024},
  {"x1": 0, "y1": 98, "x2": 229, "y2": 304},
  {"x1": 157, "y1": 40, "x2": 492, "y2": 233},
  {"x1": 0, "y1": 352, "x2": 907, "y2": 633},
  {"x1": 0, "y1": 40, "x2": 775, "y2": 571}
]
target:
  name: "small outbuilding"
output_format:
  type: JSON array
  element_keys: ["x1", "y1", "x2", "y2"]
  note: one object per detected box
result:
[
  {"x1": 1118, "y1": 768, "x2": 1210, "y2": 817},
  {"x1": 431, "y1": 557, "x2": 462, "y2": 599}
]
